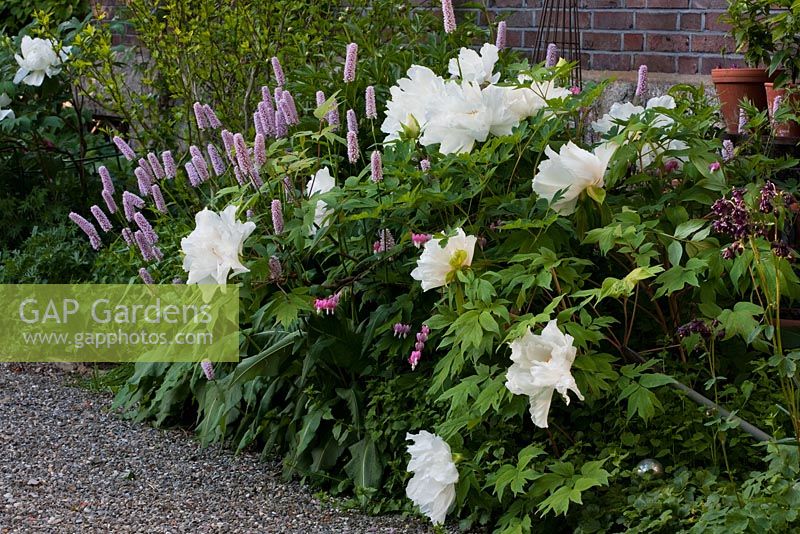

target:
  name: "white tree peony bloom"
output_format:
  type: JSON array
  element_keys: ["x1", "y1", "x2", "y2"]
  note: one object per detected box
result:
[
  {"x1": 510, "y1": 79, "x2": 572, "y2": 119},
  {"x1": 532, "y1": 141, "x2": 617, "y2": 215},
  {"x1": 307, "y1": 167, "x2": 336, "y2": 233},
  {"x1": 13, "y1": 36, "x2": 70, "y2": 86},
  {"x1": 0, "y1": 94, "x2": 14, "y2": 122},
  {"x1": 181, "y1": 205, "x2": 256, "y2": 285},
  {"x1": 381, "y1": 65, "x2": 446, "y2": 142},
  {"x1": 448, "y1": 43, "x2": 500, "y2": 85},
  {"x1": 419, "y1": 81, "x2": 491, "y2": 154},
  {"x1": 411, "y1": 228, "x2": 477, "y2": 291},
  {"x1": 405, "y1": 430, "x2": 459, "y2": 525},
  {"x1": 592, "y1": 95, "x2": 676, "y2": 134},
  {"x1": 505, "y1": 320, "x2": 584, "y2": 428}
]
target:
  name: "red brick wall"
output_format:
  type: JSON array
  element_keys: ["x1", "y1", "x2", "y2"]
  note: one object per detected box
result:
[{"x1": 464, "y1": 0, "x2": 737, "y2": 74}]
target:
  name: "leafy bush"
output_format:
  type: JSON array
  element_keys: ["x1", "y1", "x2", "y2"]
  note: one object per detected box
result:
[
  {"x1": 62, "y1": 4, "x2": 800, "y2": 533},
  {"x1": 0, "y1": 223, "x2": 93, "y2": 282}
]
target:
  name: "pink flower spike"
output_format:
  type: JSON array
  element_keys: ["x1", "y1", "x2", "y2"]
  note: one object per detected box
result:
[
  {"x1": 441, "y1": 0, "x2": 456, "y2": 34},
  {"x1": 203, "y1": 104, "x2": 222, "y2": 129},
  {"x1": 147, "y1": 152, "x2": 166, "y2": 180},
  {"x1": 344, "y1": 43, "x2": 358, "y2": 83},
  {"x1": 365, "y1": 86, "x2": 377, "y2": 119},
  {"x1": 370, "y1": 151, "x2": 383, "y2": 183},
  {"x1": 207, "y1": 144, "x2": 226, "y2": 176},
  {"x1": 496, "y1": 21, "x2": 507, "y2": 49},
  {"x1": 200, "y1": 359, "x2": 215, "y2": 380},
  {"x1": 138, "y1": 267, "x2": 154, "y2": 285},
  {"x1": 151, "y1": 184, "x2": 167, "y2": 213},
  {"x1": 347, "y1": 131, "x2": 359, "y2": 164},
  {"x1": 69, "y1": 212, "x2": 102, "y2": 250},
  {"x1": 101, "y1": 189, "x2": 118, "y2": 214},
  {"x1": 193, "y1": 102, "x2": 209, "y2": 129},
  {"x1": 98, "y1": 165, "x2": 114, "y2": 194},
  {"x1": 347, "y1": 109, "x2": 358, "y2": 133},
  {"x1": 261, "y1": 86, "x2": 274, "y2": 110},
  {"x1": 271, "y1": 199, "x2": 284, "y2": 235},
  {"x1": 635, "y1": 65, "x2": 648, "y2": 98},
  {"x1": 162, "y1": 151, "x2": 177, "y2": 179},
  {"x1": 134, "y1": 167, "x2": 152, "y2": 197},
  {"x1": 271, "y1": 57, "x2": 286, "y2": 87},
  {"x1": 254, "y1": 133, "x2": 267, "y2": 169},
  {"x1": 90, "y1": 205, "x2": 112, "y2": 232},
  {"x1": 545, "y1": 43, "x2": 559, "y2": 67},
  {"x1": 122, "y1": 191, "x2": 145, "y2": 221},
  {"x1": 112, "y1": 136, "x2": 136, "y2": 160}
]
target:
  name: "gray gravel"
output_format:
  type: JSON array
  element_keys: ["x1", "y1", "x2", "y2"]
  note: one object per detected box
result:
[{"x1": 0, "y1": 365, "x2": 434, "y2": 533}]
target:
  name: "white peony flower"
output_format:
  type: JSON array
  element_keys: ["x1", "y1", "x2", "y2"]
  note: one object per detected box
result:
[
  {"x1": 0, "y1": 94, "x2": 14, "y2": 122},
  {"x1": 13, "y1": 36, "x2": 70, "y2": 86},
  {"x1": 181, "y1": 205, "x2": 256, "y2": 284},
  {"x1": 448, "y1": 43, "x2": 500, "y2": 85},
  {"x1": 592, "y1": 95, "x2": 676, "y2": 134},
  {"x1": 405, "y1": 430, "x2": 459, "y2": 525},
  {"x1": 510, "y1": 79, "x2": 572, "y2": 119},
  {"x1": 419, "y1": 81, "x2": 491, "y2": 154},
  {"x1": 307, "y1": 166, "x2": 336, "y2": 234},
  {"x1": 411, "y1": 227, "x2": 477, "y2": 291},
  {"x1": 481, "y1": 84, "x2": 529, "y2": 137},
  {"x1": 532, "y1": 141, "x2": 617, "y2": 215},
  {"x1": 381, "y1": 65, "x2": 446, "y2": 142},
  {"x1": 505, "y1": 320, "x2": 584, "y2": 428}
]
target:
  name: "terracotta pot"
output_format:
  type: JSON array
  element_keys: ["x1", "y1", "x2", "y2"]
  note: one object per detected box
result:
[
  {"x1": 711, "y1": 68, "x2": 770, "y2": 134},
  {"x1": 765, "y1": 83, "x2": 800, "y2": 138}
]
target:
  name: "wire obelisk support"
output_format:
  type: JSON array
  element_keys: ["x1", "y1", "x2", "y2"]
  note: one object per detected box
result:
[{"x1": 532, "y1": 0, "x2": 583, "y2": 87}]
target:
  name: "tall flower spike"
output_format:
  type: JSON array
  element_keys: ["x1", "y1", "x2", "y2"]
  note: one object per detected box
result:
[
  {"x1": 635, "y1": 65, "x2": 648, "y2": 99},
  {"x1": 134, "y1": 212, "x2": 158, "y2": 243},
  {"x1": 193, "y1": 102, "x2": 209, "y2": 129},
  {"x1": 189, "y1": 145, "x2": 203, "y2": 161},
  {"x1": 221, "y1": 129, "x2": 236, "y2": 163},
  {"x1": 250, "y1": 167, "x2": 264, "y2": 189},
  {"x1": 274, "y1": 87, "x2": 283, "y2": 108},
  {"x1": 138, "y1": 157, "x2": 154, "y2": 182},
  {"x1": 253, "y1": 112, "x2": 264, "y2": 136},
  {"x1": 101, "y1": 189, "x2": 118, "y2": 214},
  {"x1": 112, "y1": 136, "x2": 136, "y2": 161},
  {"x1": 261, "y1": 86, "x2": 274, "y2": 110},
  {"x1": 347, "y1": 109, "x2": 358, "y2": 133},
  {"x1": 233, "y1": 165, "x2": 246, "y2": 186},
  {"x1": 134, "y1": 230, "x2": 155, "y2": 261},
  {"x1": 365, "y1": 86, "x2": 377, "y2": 119},
  {"x1": 344, "y1": 43, "x2": 358, "y2": 83},
  {"x1": 162, "y1": 150, "x2": 177, "y2": 179},
  {"x1": 147, "y1": 152, "x2": 166, "y2": 180},
  {"x1": 98, "y1": 165, "x2": 114, "y2": 194},
  {"x1": 233, "y1": 133, "x2": 254, "y2": 174},
  {"x1": 271, "y1": 57, "x2": 286, "y2": 87},
  {"x1": 281, "y1": 91, "x2": 299, "y2": 125},
  {"x1": 121, "y1": 227, "x2": 133, "y2": 247},
  {"x1": 90, "y1": 205, "x2": 112, "y2": 232},
  {"x1": 441, "y1": 0, "x2": 456, "y2": 34},
  {"x1": 545, "y1": 43, "x2": 559, "y2": 67},
  {"x1": 151, "y1": 184, "x2": 167, "y2": 213},
  {"x1": 420, "y1": 159, "x2": 431, "y2": 172},
  {"x1": 370, "y1": 151, "x2": 383, "y2": 183},
  {"x1": 200, "y1": 359, "x2": 215, "y2": 381},
  {"x1": 69, "y1": 212, "x2": 102, "y2": 250},
  {"x1": 496, "y1": 21, "x2": 507, "y2": 50},
  {"x1": 773, "y1": 95, "x2": 784, "y2": 117},
  {"x1": 134, "y1": 167, "x2": 152, "y2": 197},
  {"x1": 258, "y1": 101, "x2": 275, "y2": 137},
  {"x1": 192, "y1": 155, "x2": 210, "y2": 182},
  {"x1": 738, "y1": 107, "x2": 747, "y2": 134},
  {"x1": 207, "y1": 144, "x2": 226, "y2": 176},
  {"x1": 347, "y1": 131, "x2": 359, "y2": 164},
  {"x1": 185, "y1": 161, "x2": 201, "y2": 187},
  {"x1": 327, "y1": 104, "x2": 340, "y2": 130},
  {"x1": 722, "y1": 139, "x2": 734, "y2": 162},
  {"x1": 203, "y1": 104, "x2": 222, "y2": 129},
  {"x1": 271, "y1": 199, "x2": 284, "y2": 234},
  {"x1": 316, "y1": 90, "x2": 326, "y2": 108},
  {"x1": 138, "y1": 267, "x2": 154, "y2": 285},
  {"x1": 122, "y1": 191, "x2": 144, "y2": 221},
  {"x1": 275, "y1": 109, "x2": 289, "y2": 137},
  {"x1": 254, "y1": 134, "x2": 267, "y2": 169}
]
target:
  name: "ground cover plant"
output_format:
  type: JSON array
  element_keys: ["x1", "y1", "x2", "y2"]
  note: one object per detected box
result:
[{"x1": 48, "y1": 1, "x2": 800, "y2": 531}]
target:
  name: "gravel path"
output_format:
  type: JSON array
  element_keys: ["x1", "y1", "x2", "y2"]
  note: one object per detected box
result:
[{"x1": 0, "y1": 366, "x2": 434, "y2": 533}]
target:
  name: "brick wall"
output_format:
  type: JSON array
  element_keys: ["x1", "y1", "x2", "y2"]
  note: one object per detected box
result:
[{"x1": 460, "y1": 0, "x2": 737, "y2": 74}]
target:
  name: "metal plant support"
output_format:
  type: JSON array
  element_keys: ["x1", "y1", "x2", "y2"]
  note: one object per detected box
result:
[{"x1": 532, "y1": 0, "x2": 583, "y2": 87}]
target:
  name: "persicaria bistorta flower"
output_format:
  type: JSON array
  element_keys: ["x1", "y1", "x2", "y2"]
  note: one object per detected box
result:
[
  {"x1": 722, "y1": 139, "x2": 734, "y2": 162},
  {"x1": 347, "y1": 131, "x2": 359, "y2": 164},
  {"x1": 420, "y1": 159, "x2": 431, "y2": 172},
  {"x1": 405, "y1": 430, "x2": 458, "y2": 525},
  {"x1": 200, "y1": 359, "x2": 215, "y2": 381},
  {"x1": 134, "y1": 212, "x2": 158, "y2": 243},
  {"x1": 271, "y1": 57, "x2": 286, "y2": 87},
  {"x1": 738, "y1": 107, "x2": 747, "y2": 134},
  {"x1": 181, "y1": 205, "x2": 256, "y2": 285},
  {"x1": 207, "y1": 144, "x2": 226, "y2": 176},
  {"x1": 441, "y1": 0, "x2": 457, "y2": 33},
  {"x1": 545, "y1": 43, "x2": 559, "y2": 67},
  {"x1": 344, "y1": 43, "x2": 358, "y2": 83},
  {"x1": 102, "y1": 189, "x2": 117, "y2": 214},
  {"x1": 138, "y1": 267, "x2": 154, "y2": 285},
  {"x1": 269, "y1": 255, "x2": 283, "y2": 281},
  {"x1": 194, "y1": 102, "x2": 209, "y2": 129},
  {"x1": 254, "y1": 133, "x2": 267, "y2": 169},
  {"x1": 635, "y1": 64, "x2": 648, "y2": 99},
  {"x1": 370, "y1": 151, "x2": 383, "y2": 182},
  {"x1": 347, "y1": 109, "x2": 358, "y2": 133},
  {"x1": 122, "y1": 191, "x2": 145, "y2": 221},
  {"x1": 505, "y1": 319, "x2": 584, "y2": 428},
  {"x1": 365, "y1": 86, "x2": 377, "y2": 119},
  {"x1": 151, "y1": 184, "x2": 167, "y2": 213},
  {"x1": 69, "y1": 212, "x2": 102, "y2": 250},
  {"x1": 203, "y1": 104, "x2": 222, "y2": 129},
  {"x1": 271, "y1": 199, "x2": 284, "y2": 234},
  {"x1": 162, "y1": 150, "x2": 177, "y2": 179},
  {"x1": 410, "y1": 228, "x2": 477, "y2": 291},
  {"x1": 532, "y1": 141, "x2": 616, "y2": 215},
  {"x1": 147, "y1": 152, "x2": 166, "y2": 180},
  {"x1": 113, "y1": 136, "x2": 136, "y2": 161},
  {"x1": 90, "y1": 205, "x2": 112, "y2": 232},
  {"x1": 496, "y1": 21, "x2": 507, "y2": 50},
  {"x1": 99, "y1": 165, "x2": 114, "y2": 194}
]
